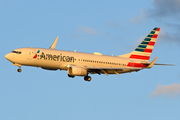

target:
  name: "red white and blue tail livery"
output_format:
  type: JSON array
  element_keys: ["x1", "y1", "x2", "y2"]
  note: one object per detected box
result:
[{"x1": 119, "y1": 27, "x2": 160, "y2": 61}]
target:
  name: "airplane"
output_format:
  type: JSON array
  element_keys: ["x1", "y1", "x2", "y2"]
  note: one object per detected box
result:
[{"x1": 5, "y1": 27, "x2": 174, "y2": 81}]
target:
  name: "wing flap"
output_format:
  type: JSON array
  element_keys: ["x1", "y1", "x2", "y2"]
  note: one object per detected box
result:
[{"x1": 86, "y1": 67, "x2": 142, "y2": 75}]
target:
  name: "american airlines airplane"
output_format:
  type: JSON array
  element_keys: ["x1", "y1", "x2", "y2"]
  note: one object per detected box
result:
[{"x1": 5, "y1": 27, "x2": 173, "y2": 81}]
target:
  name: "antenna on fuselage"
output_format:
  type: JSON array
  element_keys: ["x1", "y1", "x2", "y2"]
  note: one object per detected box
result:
[{"x1": 49, "y1": 36, "x2": 59, "y2": 49}]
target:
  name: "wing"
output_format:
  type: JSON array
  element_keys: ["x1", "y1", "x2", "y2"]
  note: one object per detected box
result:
[{"x1": 86, "y1": 67, "x2": 142, "y2": 76}]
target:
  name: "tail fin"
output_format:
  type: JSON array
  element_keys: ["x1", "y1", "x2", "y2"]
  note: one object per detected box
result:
[{"x1": 118, "y1": 27, "x2": 160, "y2": 61}]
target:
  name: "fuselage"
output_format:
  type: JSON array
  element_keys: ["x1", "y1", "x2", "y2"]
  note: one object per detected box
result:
[{"x1": 5, "y1": 47, "x2": 149, "y2": 72}]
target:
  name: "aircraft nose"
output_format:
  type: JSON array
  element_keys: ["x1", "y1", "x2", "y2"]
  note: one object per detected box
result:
[{"x1": 5, "y1": 53, "x2": 12, "y2": 61}]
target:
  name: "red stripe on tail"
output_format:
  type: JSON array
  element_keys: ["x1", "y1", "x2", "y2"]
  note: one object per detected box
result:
[
  {"x1": 148, "y1": 42, "x2": 155, "y2": 46},
  {"x1": 130, "y1": 55, "x2": 150, "y2": 60},
  {"x1": 144, "y1": 49, "x2": 153, "y2": 53},
  {"x1": 152, "y1": 35, "x2": 158, "y2": 38}
]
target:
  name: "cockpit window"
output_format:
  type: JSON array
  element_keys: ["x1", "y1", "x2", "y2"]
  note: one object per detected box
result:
[{"x1": 12, "y1": 51, "x2": 22, "y2": 54}]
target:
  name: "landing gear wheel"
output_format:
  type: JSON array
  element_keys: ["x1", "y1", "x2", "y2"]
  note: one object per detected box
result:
[
  {"x1": 87, "y1": 76, "x2": 91, "y2": 81},
  {"x1": 17, "y1": 68, "x2": 22, "y2": 73},
  {"x1": 84, "y1": 76, "x2": 91, "y2": 81}
]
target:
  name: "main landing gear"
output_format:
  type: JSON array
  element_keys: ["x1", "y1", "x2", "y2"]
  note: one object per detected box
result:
[
  {"x1": 84, "y1": 75, "x2": 91, "y2": 82},
  {"x1": 68, "y1": 74, "x2": 92, "y2": 82}
]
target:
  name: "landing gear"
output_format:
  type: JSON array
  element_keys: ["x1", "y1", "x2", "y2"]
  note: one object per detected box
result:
[
  {"x1": 17, "y1": 66, "x2": 22, "y2": 73},
  {"x1": 68, "y1": 74, "x2": 75, "y2": 78},
  {"x1": 17, "y1": 68, "x2": 22, "y2": 73},
  {"x1": 84, "y1": 75, "x2": 91, "y2": 82}
]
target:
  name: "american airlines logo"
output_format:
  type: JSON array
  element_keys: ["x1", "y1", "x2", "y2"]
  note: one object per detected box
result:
[
  {"x1": 33, "y1": 50, "x2": 40, "y2": 59},
  {"x1": 33, "y1": 50, "x2": 75, "y2": 62}
]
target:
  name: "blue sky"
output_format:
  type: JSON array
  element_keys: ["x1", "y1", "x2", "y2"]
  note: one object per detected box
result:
[{"x1": 1, "y1": 0, "x2": 180, "y2": 120}]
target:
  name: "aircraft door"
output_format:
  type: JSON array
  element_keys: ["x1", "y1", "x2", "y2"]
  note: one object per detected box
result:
[{"x1": 27, "y1": 50, "x2": 36, "y2": 60}]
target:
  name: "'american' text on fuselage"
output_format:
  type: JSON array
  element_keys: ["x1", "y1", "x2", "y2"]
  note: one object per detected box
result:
[{"x1": 39, "y1": 52, "x2": 75, "y2": 62}]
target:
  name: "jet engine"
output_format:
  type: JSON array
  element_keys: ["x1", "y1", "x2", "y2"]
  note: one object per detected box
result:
[{"x1": 68, "y1": 66, "x2": 87, "y2": 76}]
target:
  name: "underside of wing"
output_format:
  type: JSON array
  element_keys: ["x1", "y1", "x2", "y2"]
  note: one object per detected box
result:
[{"x1": 86, "y1": 67, "x2": 142, "y2": 76}]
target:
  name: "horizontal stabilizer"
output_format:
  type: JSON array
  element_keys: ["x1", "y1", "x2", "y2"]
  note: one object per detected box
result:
[
  {"x1": 49, "y1": 36, "x2": 59, "y2": 49},
  {"x1": 154, "y1": 63, "x2": 176, "y2": 66},
  {"x1": 143, "y1": 63, "x2": 176, "y2": 66}
]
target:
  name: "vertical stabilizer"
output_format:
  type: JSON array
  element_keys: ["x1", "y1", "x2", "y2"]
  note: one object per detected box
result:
[{"x1": 118, "y1": 27, "x2": 160, "y2": 61}]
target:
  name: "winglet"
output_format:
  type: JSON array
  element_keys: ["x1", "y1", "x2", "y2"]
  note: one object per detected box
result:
[
  {"x1": 147, "y1": 57, "x2": 158, "y2": 68},
  {"x1": 49, "y1": 36, "x2": 59, "y2": 49}
]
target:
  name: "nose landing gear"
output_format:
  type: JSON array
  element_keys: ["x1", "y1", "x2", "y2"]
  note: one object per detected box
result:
[
  {"x1": 17, "y1": 67, "x2": 22, "y2": 73},
  {"x1": 17, "y1": 68, "x2": 22, "y2": 72},
  {"x1": 12, "y1": 63, "x2": 22, "y2": 73}
]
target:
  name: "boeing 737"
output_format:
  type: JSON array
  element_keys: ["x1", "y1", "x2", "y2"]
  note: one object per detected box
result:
[{"x1": 5, "y1": 27, "x2": 173, "y2": 81}]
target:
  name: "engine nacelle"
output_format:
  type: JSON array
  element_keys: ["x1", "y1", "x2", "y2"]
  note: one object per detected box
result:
[{"x1": 68, "y1": 66, "x2": 87, "y2": 76}]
